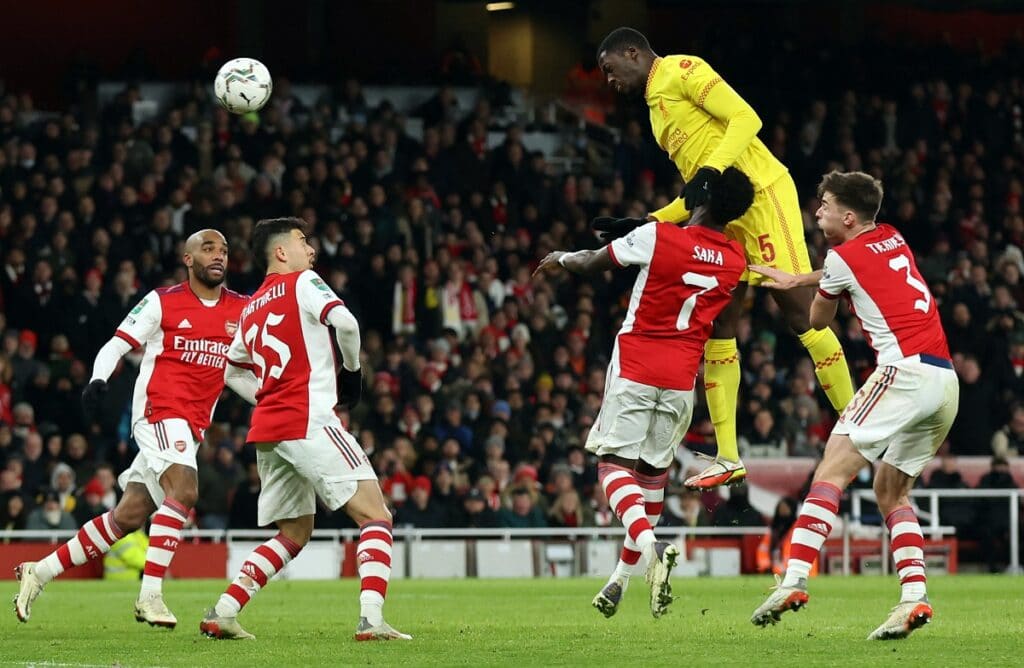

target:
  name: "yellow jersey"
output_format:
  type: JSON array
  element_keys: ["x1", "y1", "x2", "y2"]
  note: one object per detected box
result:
[{"x1": 646, "y1": 55, "x2": 788, "y2": 223}]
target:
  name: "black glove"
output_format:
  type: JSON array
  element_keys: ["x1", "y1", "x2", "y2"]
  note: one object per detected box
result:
[
  {"x1": 81, "y1": 379, "x2": 108, "y2": 417},
  {"x1": 591, "y1": 216, "x2": 647, "y2": 242},
  {"x1": 682, "y1": 166, "x2": 719, "y2": 211},
  {"x1": 337, "y1": 368, "x2": 363, "y2": 409}
]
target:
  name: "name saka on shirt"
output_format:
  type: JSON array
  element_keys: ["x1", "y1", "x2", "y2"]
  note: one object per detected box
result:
[{"x1": 693, "y1": 245, "x2": 724, "y2": 266}]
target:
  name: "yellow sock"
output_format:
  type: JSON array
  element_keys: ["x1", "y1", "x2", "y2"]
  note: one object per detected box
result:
[
  {"x1": 704, "y1": 338, "x2": 741, "y2": 462},
  {"x1": 798, "y1": 327, "x2": 855, "y2": 412}
]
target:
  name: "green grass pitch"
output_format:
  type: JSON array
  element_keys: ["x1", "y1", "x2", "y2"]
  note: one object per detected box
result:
[{"x1": 2, "y1": 576, "x2": 1022, "y2": 666}]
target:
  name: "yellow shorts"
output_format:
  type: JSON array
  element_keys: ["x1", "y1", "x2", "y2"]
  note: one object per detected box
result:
[{"x1": 724, "y1": 172, "x2": 810, "y2": 285}]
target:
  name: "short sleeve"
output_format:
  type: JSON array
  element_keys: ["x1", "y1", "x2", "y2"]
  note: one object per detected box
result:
[
  {"x1": 115, "y1": 291, "x2": 162, "y2": 348},
  {"x1": 818, "y1": 250, "x2": 853, "y2": 300},
  {"x1": 608, "y1": 222, "x2": 657, "y2": 268},
  {"x1": 295, "y1": 270, "x2": 344, "y2": 324}
]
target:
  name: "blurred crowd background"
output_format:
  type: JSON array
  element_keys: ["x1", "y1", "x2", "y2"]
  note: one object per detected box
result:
[{"x1": 0, "y1": 0, "x2": 1022, "y2": 569}]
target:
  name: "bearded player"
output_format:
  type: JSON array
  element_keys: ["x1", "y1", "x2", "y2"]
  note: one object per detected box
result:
[{"x1": 14, "y1": 230, "x2": 248, "y2": 629}]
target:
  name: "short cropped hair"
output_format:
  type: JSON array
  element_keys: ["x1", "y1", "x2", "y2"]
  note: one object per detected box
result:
[
  {"x1": 597, "y1": 27, "x2": 651, "y2": 59},
  {"x1": 252, "y1": 217, "x2": 306, "y2": 270},
  {"x1": 817, "y1": 171, "x2": 884, "y2": 222}
]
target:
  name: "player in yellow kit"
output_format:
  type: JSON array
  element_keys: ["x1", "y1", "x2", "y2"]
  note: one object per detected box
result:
[{"x1": 592, "y1": 27, "x2": 854, "y2": 489}]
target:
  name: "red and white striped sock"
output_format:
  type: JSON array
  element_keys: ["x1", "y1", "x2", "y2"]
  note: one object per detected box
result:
[
  {"x1": 357, "y1": 520, "x2": 393, "y2": 626},
  {"x1": 612, "y1": 469, "x2": 668, "y2": 581},
  {"x1": 140, "y1": 498, "x2": 189, "y2": 596},
  {"x1": 35, "y1": 511, "x2": 124, "y2": 584},
  {"x1": 600, "y1": 463, "x2": 657, "y2": 567},
  {"x1": 782, "y1": 481, "x2": 841, "y2": 587},
  {"x1": 215, "y1": 533, "x2": 302, "y2": 617},
  {"x1": 886, "y1": 505, "x2": 927, "y2": 601}
]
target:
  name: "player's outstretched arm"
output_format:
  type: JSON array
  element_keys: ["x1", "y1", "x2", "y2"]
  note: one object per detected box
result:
[
  {"x1": 748, "y1": 265, "x2": 822, "y2": 290},
  {"x1": 534, "y1": 247, "x2": 615, "y2": 277}
]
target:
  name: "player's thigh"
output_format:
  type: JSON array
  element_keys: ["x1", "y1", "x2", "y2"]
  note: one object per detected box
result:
[
  {"x1": 881, "y1": 368, "x2": 959, "y2": 478},
  {"x1": 835, "y1": 363, "x2": 931, "y2": 468},
  {"x1": 291, "y1": 426, "x2": 377, "y2": 512},
  {"x1": 728, "y1": 174, "x2": 811, "y2": 285},
  {"x1": 586, "y1": 375, "x2": 659, "y2": 461},
  {"x1": 120, "y1": 418, "x2": 198, "y2": 507},
  {"x1": 640, "y1": 389, "x2": 695, "y2": 469},
  {"x1": 256, "y1": 443, "x2": 316, "y2": 527}
]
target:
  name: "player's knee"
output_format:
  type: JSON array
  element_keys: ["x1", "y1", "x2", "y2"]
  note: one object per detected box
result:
[
  {"x1": 113, "y1": 498, "x2": 150, "y2": 531},
  {"x1": 167, "y1": 485, "x2": 199, "y2": 510}
]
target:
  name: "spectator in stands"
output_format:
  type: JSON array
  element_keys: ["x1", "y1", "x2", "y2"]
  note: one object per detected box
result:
[
  {"x1": 455, "y1": 488, "x2": 498, "y2": 528},
  {"x1": 976, "y1": 456, "x2": 1019, "y2": 573},
  {"x1": 711, "y1": 486, "x2": 764, "y2": 527},
  {"x1": 49, "y1": 463, "x2": 76, "y2": 515},
  {"x1": 72, "y1": 477, "x2": 107, "y2": 526},
  {"x1": 925, "y1": 453, "x2": 975, "y2": 536},
  {"x1": 992, "y1": 403, "x2": 1024, "y2": 458},
  {"x1": 498, "y1": 487, "x2": 547, "y2": 528},
  {"x1": 949, "y1": 355, "x2": 997, "y2": 454},
  {"x1": 394, "y1": 475, "x2": 446, "y2": 528},
  {"x1": 547, "y1": 489, "x2": 591, "y2": 528},
  {"x1": 25, "y1": 491, "x2": 77, "y2": 531},
  {"x1": 227, "y1": 461, "x2": 261, "y2": 530},
  {"x1": 2, "y1": 493, "x2": 27, "y2": 532}
]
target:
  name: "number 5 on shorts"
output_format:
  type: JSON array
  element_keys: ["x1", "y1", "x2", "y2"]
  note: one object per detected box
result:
[{"x1": 757, "y1": 234, "x2": 775, "y2": 263}]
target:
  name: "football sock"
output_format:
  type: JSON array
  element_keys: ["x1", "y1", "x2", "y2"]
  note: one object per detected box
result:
[
  {"x1": 612, "y1": 469, "x2": 668, "y2": 582},
  {"x1": 782, "y1": 481, "x2": 841, "y2": 587},
  {"x1": 140, "y1": 498, "x2": 189, "y2": 597},
  {"x1": 798, "y1": 327, "x2": 854, "y2": 412},
  {"x1": 704, "y1": 338, "x2": 741, "y2": 462},
  {"x1": 357, "y1": 520, "x2": 394, "y2": 626},
  {"x1": 886, "y1": 506, "x2": 927, "y2": 602},
  {"x1": 599, "y1": 463, "x2": 657, "y2": 563},
  {"x1": 215, "y1": 533, "x2": 301, "y2": 617},
  {"x1": 35, "y1": 511, "x2": 124, "y2": 584}
]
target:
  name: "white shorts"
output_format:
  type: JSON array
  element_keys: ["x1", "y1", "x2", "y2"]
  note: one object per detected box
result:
[
  {"x1": 585, "y1": 372, "x2": 694, "y2": 470},
  {"x1": 117, "y1": 418, "x2": 199, "y2": 507},
  {"x1": 256, "y1": 421, "x2": 377, "y2": 526},
  {"x1": 833, "y1": 355, "x2": 959, "y2": 477}
]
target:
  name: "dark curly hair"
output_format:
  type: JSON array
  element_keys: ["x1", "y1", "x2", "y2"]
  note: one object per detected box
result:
[{"x1": 707, "y1": 167, "x2": 755, "y2": 226}]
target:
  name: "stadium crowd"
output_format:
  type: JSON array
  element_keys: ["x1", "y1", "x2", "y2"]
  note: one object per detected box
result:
[{"x1": 0, "y1": 36, "x2": 1021, "y2": 568}]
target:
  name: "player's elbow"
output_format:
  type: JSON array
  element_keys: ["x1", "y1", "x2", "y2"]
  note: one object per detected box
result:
[{"x1": 809, "y1": 312, "x2": 831, "y2": 331}]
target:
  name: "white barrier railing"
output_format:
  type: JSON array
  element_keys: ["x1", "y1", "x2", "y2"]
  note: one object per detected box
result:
[{"x1": 850, "y1": 488, "x2": 1021, "y2": 574}]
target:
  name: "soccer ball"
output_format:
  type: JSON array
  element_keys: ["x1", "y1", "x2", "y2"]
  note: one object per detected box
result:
[{"x1": 214, "y1": 58, "x2": 273, "y2": 114}]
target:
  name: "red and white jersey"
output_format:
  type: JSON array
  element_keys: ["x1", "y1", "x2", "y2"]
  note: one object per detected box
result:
[
  {"x1": 228, "y1": 270, "x2": 345, "y2": 442},
  {"x1": 116, "y1": 283, "x2": 248, "y2": 441},
  {"x1": 818, "y1": 223, "x2": 950, "y2": 365},
  {"x1": 608, "y1": 222, "x2": 746, "y2": 390}
]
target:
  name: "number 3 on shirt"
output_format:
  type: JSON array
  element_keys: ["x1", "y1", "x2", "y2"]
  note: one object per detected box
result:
[
  {"x1": 244, "y1": 312, "x2": 292, "y2": 387},
  {"x1": 676, "y1": 272, "x2": 718, "y2": 330},
  {"x1": 888, "y1": 255, "x2": 930, "y2": 313}
]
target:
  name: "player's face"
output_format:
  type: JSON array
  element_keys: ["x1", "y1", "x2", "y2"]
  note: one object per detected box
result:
[
  {"x1": 186, "y1": 233, "x2": 228, "y2": 287},
  {"x1": 286, "y1": 229, "x2": 317, "y2": 271},
  {"x1": 599, "y1": 50, "x2": 643, "y2": 95},
  {"x1": 815, "y1": 192, "x2": 848, "y2": 244}
]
